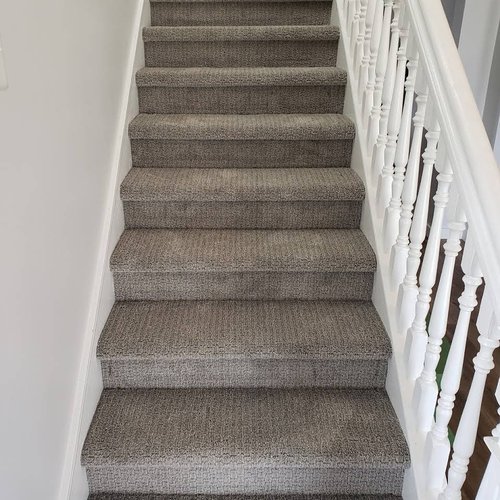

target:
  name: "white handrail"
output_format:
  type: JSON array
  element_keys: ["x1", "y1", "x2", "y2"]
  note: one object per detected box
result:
[
  {"x1": 337, "y1": 0, "x2": 500, "y2": 497},
  {"x1": 404, "y1": 0, "x2": 500, "y2": 318}
]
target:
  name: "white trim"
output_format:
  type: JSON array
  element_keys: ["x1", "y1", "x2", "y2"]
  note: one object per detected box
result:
[
  {"x1": 57, "y1": 2, "x2": 150, "y2": 498},
  {"x1": 333, "y1": 3, "x2": 423, "y2": 498},
  {"x1": 0, "y1": 34, "x2": 8, "y2": 90}
]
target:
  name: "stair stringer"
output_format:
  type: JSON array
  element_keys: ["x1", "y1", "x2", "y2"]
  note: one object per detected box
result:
[{"x1": 331, "y1": 2, "x2": 423, "y2": 500}]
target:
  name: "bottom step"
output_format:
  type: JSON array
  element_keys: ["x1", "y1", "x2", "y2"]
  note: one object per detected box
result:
[{"x1": 83, "y1": 388, "x2": 409, "y2": 495}]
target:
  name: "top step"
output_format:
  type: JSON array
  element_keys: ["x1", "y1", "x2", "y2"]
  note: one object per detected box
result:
[{"x1": 150, "y1": 0, "x2": 333, "y2": 27}]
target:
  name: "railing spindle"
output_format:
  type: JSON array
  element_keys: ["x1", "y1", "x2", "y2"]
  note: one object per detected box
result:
[
  {"x1": 390, "y1": 86, "x2": 427, "y2": 285},
  {"x1": 383, "y1": 32, "x2": 418, "y2": 250},
  {"x1": 405, "y1": 148, "x2": 452, "y2": 380},
  {"x1": 362, "y1": 0, "x2": 383, "y2": 127},
  {"x1": 354, "y1": 0, "x2": 368, "y2": 78},
  {"x1": 357, "y1": 0, "x2": 376, "y2": 100},
  {"x1": 367, "y1": 0, "x2": 393, "y2": 151},
  {"x1": 370, "y1": 0, "x2": 401, "y2": 186},
  {"x1": 350, "y1": 0, "x2": 361, "y2": 57},
  {"x1": 424, "y1": 236, "x2": 483, "y2": 491},
  {"x1": 397, "y1": 116, "x2": 440, "y2": 334},
  {"x1": 376, "y1": 9, "x2": 409, "y2": 215},
  {"x1": 413, "y1": 203, "x2": 465, "y2": 431},
  {"x1": 441, "y1": 288, "x2": 500, "y2": 499}
]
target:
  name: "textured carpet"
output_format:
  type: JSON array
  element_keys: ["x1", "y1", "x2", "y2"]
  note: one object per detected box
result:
[
  {"x1": 150, "y1": 1, "x2": 332, "y2": 26},
  {"x1": 121, "y1": 168, "x2": 364, "y2": 228},
  {"x1": 121, "y1": 168, "x2": 363, "y2": 201},
  {"x1": 136, "y1": 67, "x2": 347, "y2": 114},
  {"x1": 83, "y1": 0, "x2": 409, "y2": 496},
  {"x1": 98, "y1": 300, "x2": 390, "y2": 388},
  {"x1": 83, "y1": 388, "x2": 409, "y2": 494},
  {"x1": 110, "y1": 229, "x2": 376, "y2": 273}
]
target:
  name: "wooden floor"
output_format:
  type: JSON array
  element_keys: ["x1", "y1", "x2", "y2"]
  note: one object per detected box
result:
[{"x1": 437, "y1": 249, "x2": 499, "y2": 499}]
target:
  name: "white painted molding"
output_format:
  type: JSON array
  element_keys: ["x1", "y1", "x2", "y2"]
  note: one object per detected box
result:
[
  {"x1": 0, "y1": 35, "x2": 8, "y2": 90},
  {"x1": 57, "y1": 2, "x2": 150, "y2": 499},
  {"x1": 405, "y1": 0, "x2": 500, "y2": 322}
]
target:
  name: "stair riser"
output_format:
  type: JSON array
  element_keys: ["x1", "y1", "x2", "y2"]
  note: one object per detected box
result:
[
  {"x1": 131, "y1": 140, "x2": 353, "y2": 168},
  {"x1": 101, "y1": 358, "x2": 388, "y2": 389},
  {"x1": 112, "y1": 272, "x2": 374, "y2": 301},
  {"x1": 151, "y1": 2, "x2": 332, "y2": 26},
  {"x1": 123, "y1": 201, "x2": 362, "y2": 229},
  {"x1": 138, "y1": 86, "x2": 345, "y2": 114},
  {"x1": 86, "y1": 466, "x2": 406, "y2": 495},
  {"x1": 145, "y1": 41, "x2": 338, "y2": 67}
]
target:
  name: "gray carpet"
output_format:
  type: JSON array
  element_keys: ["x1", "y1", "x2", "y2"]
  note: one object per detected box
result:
[
  {"x1": 136, "y1": 67, "x2": 347, "y2": 114},
  {"x1": 150, "y1": 1, "x2": 332, "y2": 26},
  {"x1": 98, "y1": 300, "x2": 391, "y2": 388},
  {"x1": 121, "y1": 168, "x2": 363, "y2": 228},
  {"x1": 83, "y1": 0, "x2": 409, "y2": 496},
  {"x1": 83, "y1": 388, "x2": 409, "y2": 494}
]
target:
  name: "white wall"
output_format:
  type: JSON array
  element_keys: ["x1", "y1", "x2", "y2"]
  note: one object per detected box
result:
[
  {"x1": 0, "y1": 1, "x2": 141, "y2": 498},
  {"x1": 441, "y1": 0, "x2": 500, "y2": 163}
]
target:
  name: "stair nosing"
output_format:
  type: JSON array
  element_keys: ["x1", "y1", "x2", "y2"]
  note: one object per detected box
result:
[
  {"x1": 136, "y1": 67, "x2": 347, "y2": 87},
  {"x1": 129, "y1": 113, "x2": 355, "y2": 141},
  {"x1": 120, "y1": 167, "x2": 364, "y2": 202},
  {"x1": 109, "y1": 228, "x2": 376, "y2": 274},
  {"x1": 143, "y1": 25, "x2": 340, "y2": 43}
]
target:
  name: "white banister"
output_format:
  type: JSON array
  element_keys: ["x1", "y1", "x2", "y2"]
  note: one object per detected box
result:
[
  {"x1": 441, "y1": 288, "x2": 500, "y2": 499},
  {"x1": 370, "y1": 0, "x2": 400, "y2": 185},
  {"x1": 424, "y1": 236, "x2": 482, "y2": 491},
  {"x1": 376, "y1": 8, "x2": 408, "y2": 215},
  {"x1": 413, "y1": 201, "x2": 465, "y2": 432},
  {"x1": 336, "y1": 0, "x2": 500, "y2": 496},
  {"x1": 361, "y1": 0, "x2": 383, "y2": 126},
  {"x1": 382, "y1": 33, "x2": 417, "y2": 251},
  {"x1": 397, "y1": 116, "x2": 440, "y2": 334},
  {"x1": 404, "y1": 141, "x2": 452, "y2": 380},
  {"x1": 367, "y1": 0, "x2": 392, "y2": 151},
  {"x1": 389, "y1": 85, "x2": 427, "y2": 286},
  {"x1": 358, "y1": 0, "x2": 376, "y2": 98}
]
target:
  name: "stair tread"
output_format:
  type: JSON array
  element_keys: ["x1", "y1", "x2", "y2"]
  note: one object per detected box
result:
[
  {"x1": 136, "y1": 66, "x2": 347, "y2": 87},
  {"x1": 143, "y1": 25, "x2": 340, "y2": 42},
  {"x1": 98, "y1": 300, "x2": 390, "y2": 360},
  {"x1": 82, "y1": 387, "x2": 409, "y2": 467},
  {"x1": 121, "y1": 168, "x2": 364, "y2": 202},
  {"x1": 129, "y1": 113, "x2": 355, "y2": 140},
  {"x1": 110, "y1": 228, "x2": 376, "y2": 273}
]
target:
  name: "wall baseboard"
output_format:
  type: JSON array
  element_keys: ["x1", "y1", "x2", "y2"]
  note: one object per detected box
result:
[{"x1": 58, "y1": 2, "x2": 150, "y2": 498}]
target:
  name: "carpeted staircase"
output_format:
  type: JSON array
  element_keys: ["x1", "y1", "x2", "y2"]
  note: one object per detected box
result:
[{"x1": 82, "y1": 0, "x2": 409, "y2": 498}]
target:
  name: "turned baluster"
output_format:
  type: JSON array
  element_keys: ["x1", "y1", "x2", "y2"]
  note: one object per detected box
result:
[
  {"x1": 376, "y1": 10, "x2": 409, "y2": 215},
  {"x1": 362, "y1": 0, "x2": 383, "y2": 128},
  {"x1": 350, "y1": 0, "x2": 361, "y2": 58},
  {"x1": 353, "y1": 0, "x2": 368, "y2": 77},
  {"x1": 441, "y1": 289, "x2": 500, "y2": 499},
  {"x1": 383, "y1": 34, "x2": 418, "y2": 250},
  {"x1": 413, "y1": 203, "x2": 466, "y2": 431},
  {"x1": 405, "y1": 150, "x2": 453, "y2": 380},
  {"x1": 476, "y1": 380, "x2": 500, "y2": 499},
  {"x1": 424, "y1": 237, "x2": 483, "y2": 491},
  {"x1": 367, "y1": 0, "x2": 393, "y2": 151},
  {"x1": 370, "y1": 0, "x2": 401, "y2": 186},
  {"x1": 390, "y1": 86, "x2": 428, "y2": 286},
  {"x1": 357, "y1": 0, "x2": 376, "y2": 100},
  {"x1": 397, "y1": 117, "x2": 440, "y2": 334}
]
